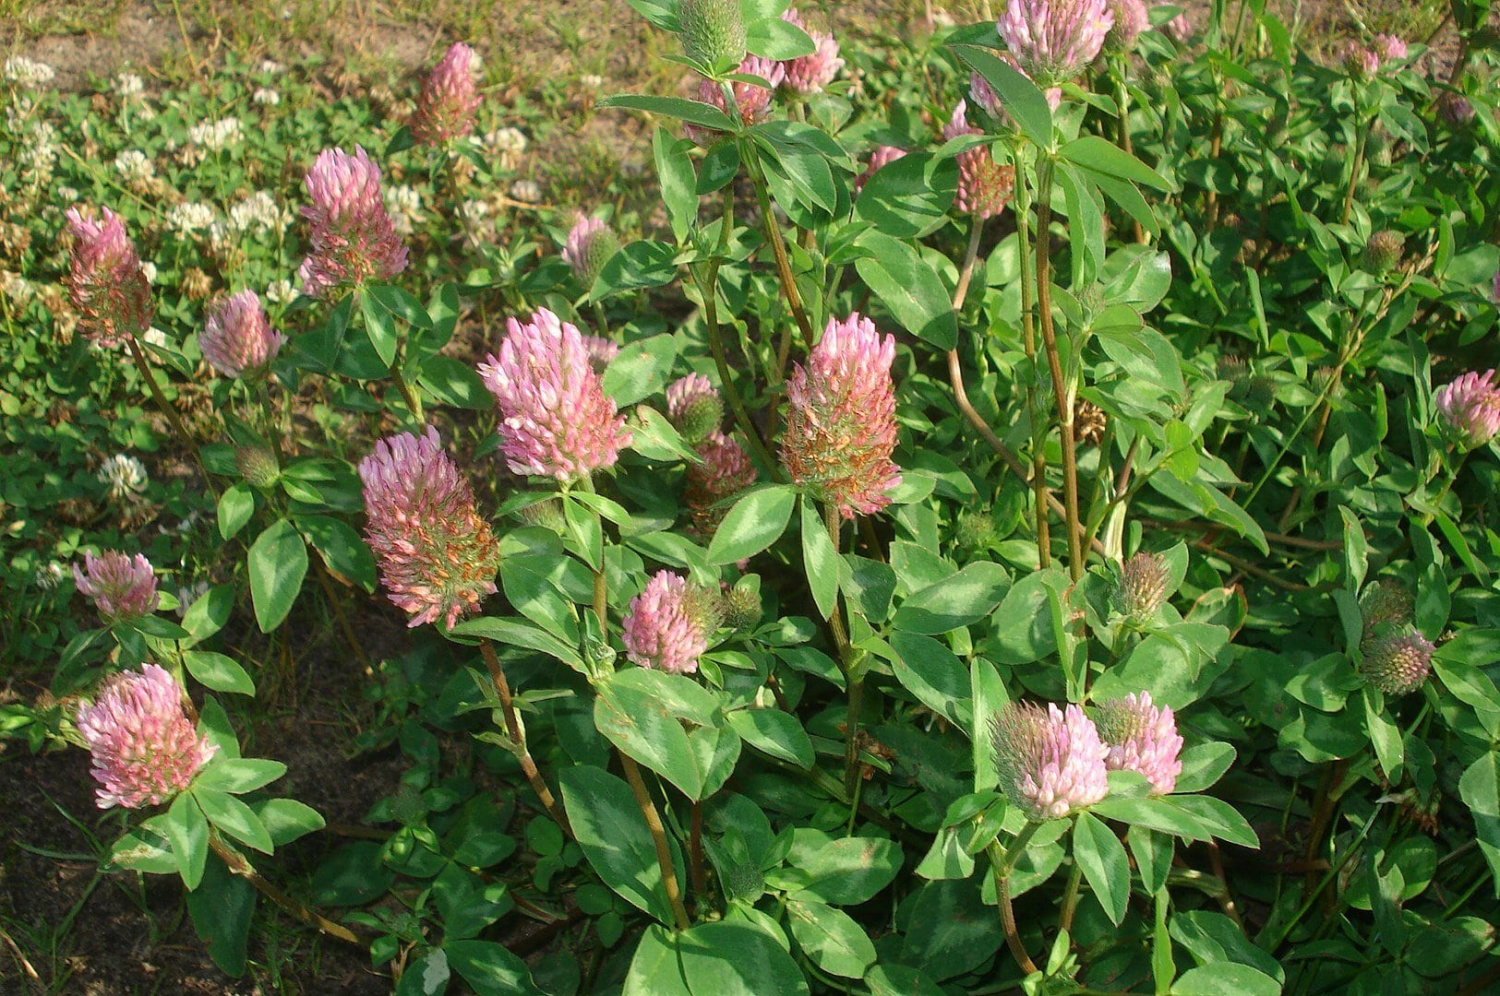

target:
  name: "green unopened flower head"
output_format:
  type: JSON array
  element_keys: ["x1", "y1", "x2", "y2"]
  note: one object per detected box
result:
[
  {"x1": 1113, "y1": 550, "x2": 1168, "y2": 626},
  {"x1": 235, "y1": 443, "x2": 280, "y2": 489},
  {"x1": 1361, "y1": 229, "x2": 1404, "y2": 273},
  {"x1": 517, "y1": 496, "x2": 567, "y2": 533},
  {"x1": 1360, "y1": 578, "x2": 1413, "y2": 636},
  {"x1": 956, "y1": 508, "x2": 999, "y2": 556},
  {"x1": 679, "y1": 0, "x2": 746, "y2": 70},
  {"x1": 666, "y1": 373, "x2": 724, "y2": 445},
  {"x1": 1359, "y1": 629, "x2": 1434, "y2": 696},
  {"x1": 722, "y1": 581, "x2": 762, "y2": 630}
]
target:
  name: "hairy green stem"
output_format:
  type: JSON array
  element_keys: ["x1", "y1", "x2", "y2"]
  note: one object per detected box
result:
[
  {"x1": 822, "y1": 501, "x2": 864, "y2": 798},
  {"x1": 620, "y1": 753, "x2": 691, "y2": 931},
  {"x1": 1033, "y1": 158, "x2": 1084, "y2": 581},
  {"x1": 1014, "y1": 148, "x2": 1051, "y2": 567},
  {"x1": 988, "y1": 824, "x2": 1042, "y2": 976},
  {"x1": 480, "y1": 638, "x2": 571, "y2": 837},
  {"x1": 125, "y1": 334, "x2": 217, "y2": 497}
]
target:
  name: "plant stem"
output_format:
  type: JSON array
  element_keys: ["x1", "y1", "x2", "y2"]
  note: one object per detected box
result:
[
  {"x1": 620, "y1": 753, "x2": 691, "y2": 931},
  {"x1": 207, "y1": 832, "x2": 364, "y2": 946},
  {"x1": 1340, "y1": 117, "x2": 1368, "y2": 227},
  {"x1": 479, "y1": 637, "x2": 571, "y2": 837},
  {"x1": 1114, "y1": 61, "x2": 1146, "y2": 244},
  {"x1": 125, "y1": 335, "x2": 216, "y2": 496},
  {"x1": 1014, "y1": 147, "x2": 1051, "y2": 567},
  {"x1": 742, "y1": 141, "x2": 815, "y2": 380},
  {"x1": 1059, "y1": 857, "x2": 1084, "y2": 932},
  {"x1": 579, "y1": 475, "x2": 611, "y2": 640},
  {"x1": 390, "y1": 344, "x2": 425, "y2": 424},
  {"x1": 988, "y1": 824, "x2": 1042, "y2": 976},
  {"x1": 822, "y1": 502, "x2": 864, "y2": 798},
  {"x1": 1033, "y1": 158, "x2": 1084, "y2": 580}
]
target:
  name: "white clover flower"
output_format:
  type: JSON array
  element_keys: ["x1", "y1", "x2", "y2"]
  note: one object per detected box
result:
[
  {"x1": 175, "y1": 580, "x2": 210, "y2": 618},
  {"x1": 140, "y1": 261, "x2": 158, "y2": 284},
  {"x1": 580, "y1": 73, "x2": 604, "y2": 89},
  {"x1": 188, "y1": 117, "x2": 243, "y2": 150},
  {"x1": 98, "y1": 454, "x2": 149, "y2": 502},
  {"x1": 143, "y1": 327, "x2": 168, "y2": 348},
  {"x1": 21, "y1": 121, "x2": 58, "y2": 170},
  {"x1": 115, "y1": 73, "x2": 144, "y2": 98},
  {"x1": 508, "y1": 179, "x2": 541, "y2": 204},
  {"x1": 252, "y1": 87, "x2": 280, "y2": 106},
  {"x1": 265, "y1": 278, "x2": 295, "y2": 304},
  {"x1": 136, "y1": 104, "x2": 157, "y2": 121},
  {"x1": 258, "y1": 59, "x2": 283, "y2": 75},
  {"x1": 0, "y1": 270, "x2": 33, "y2": 305},
  {"x1": 383, "y1": 184, "x2": 422, "y2": 235},
  {"x1": 166, "y1": 201, "x2": 216, "y2": 237},
  {"x1": 56, "y1": 185, "x2": 78, "y2": 202},
  {"x1": 485, "y1": 126, "x2": 528, "y2": 155},
  {"x1": 35, "y1": 562, "x2": 67, "y2": 590},
  {"x1": 113, "y1": 150, "x2": 156, "y2": 184},
  {"x1": 4, "y1": 56, "x2": 56, "y2": 88},
  {"x1": 227, "y1": 190, "x2": 287, "y2": 235}
]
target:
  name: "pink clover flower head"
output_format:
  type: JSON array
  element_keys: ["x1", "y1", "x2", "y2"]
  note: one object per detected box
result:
[
  {"x1": 1093, "y1": 692, "x2": 1183, "y2": 795},
  {"x1": 297, "y1": 146, "x2": 409, "y2": 298},
  {"x1": 477, "y1": 308, "x2": 632, "y2": 482},
  {"x1": 1343, "y1": 42, "x2": 1380, "y2": 79},
  {"x1": 1434, "y1": 369, "x2": 1500, "y2": 449},
  {"x1": 622, "y1": 571, "x2": 721, "y2": 675},
  {"x1": 943, "y1": 101, "x2": 1017, "y2": 219},
  {"x1": 358, "y1": 426, "x2": 502, "y2": 628},
  {"x1": 562, "y1": 213, "x2": 620, "y2": 288},
  {"x1": 997, "y1": 0, "x2": 1114, "y2": 88},
  {"x1": 1105, "y1": 0, "x2": 1150, "y2": 50},
  {"x1": 1438, "y1": 92, "x2": 1475, "y2": 127},
  {"x1": 411, "y1": 42, "x2": 483, "y2": 145},
  {"x1": 199, "y1": 289, "x2": 284, "y2": 378},
  {"x1": 65, "y1": 205, "x2": 154, "y2": 348},
  {"x1": 76, "y1": 664, "x2": 216, "y2": 809},
  {"x1": 1491, "y1": 270, "x2": 1499, "y2": 305},
  {"x1": 855, "y1": 145, "x2": 908, "y2": 192},
  {"x1": 687, "y1": 430, "x2": 757, "y2": 536},
  {"x1": 781, "y1": 312, "x2": 902, "y2": 519},
  {"x1": 1160, "y1": 8, "x2": 1193, "y2": 44},
  {"x1": 779, "y1": 8, "x2": 843, "y2": 95},
  {"x1": 1360, "y1": 630, "x2": 1434, "y2": 696},
  {"x1": 992, "y1": 702, "x2": 1110, "y2": 820},
  {"x1": 684, "y1": 55, "x2": 785, "y2": 144},
  {"x1": 1373, "y1": 33, "x2": 1407, "y2": 61},
  {"x1": 73, "y1": 550, "x2": 159, "y2": 622}
]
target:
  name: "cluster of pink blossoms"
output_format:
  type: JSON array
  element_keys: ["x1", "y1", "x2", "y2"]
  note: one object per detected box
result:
[
  {"x1": 1105, "y1": 0, "x2": 1150, "y2": 51},
  {"x1": 477, "y1": 308, "x2": 631, "y2": 482},
  {"x1": 410, "y1": 42, "x2": 483, "y2": 145},
  {"x1": 65, "y1": 206, "x2": 154, "y2": 348},
  {"x1": 76, "y1": 664, "x2": 216, "y2": 809},
  {"x1": 199, "y1": 290, "x2": 284, "y2": 378},
  {"x1": 997, "y1": 0, "x2": 1114, "y2": 89},
  {"x1": 661, "y1": 373, "x2": 756, "y2": 536},
  {"x1": 686, "y1": 55, "x2": 785, "y2": 145},
  {"x1": 1433, "y1": 369, "x2": 1500, "y2": 449},
  {"x1": 779, "y1": 8, "x2": 843, "y2": 95},
  {"x1": 359, "y1": 427, "x2": 502, "y2": 628},
  {"x1": 782, "y1": 313, "x2": 902, "y2": 519},
  {"x1": 297, "y1": 146, "x2": 409, "y2": 298},
  {"x1": 74, "y1": 550, "x2": 159, "y2": 622},
  {"x1": 1344, "y1": 33, "x2": 1407, "y2": 79},
  {"x1": 943, "y1": 100, "x2": 1017, "y2": 219},
  {"x1": 621, "y1": 571, "x2": 722, "y2": 675},
  {"x1": 855, "y1": 145, "x2": 908, "y2": 192},
  {"x1": 995, "y1": 695, "x2": 1182, "y2": 820}
]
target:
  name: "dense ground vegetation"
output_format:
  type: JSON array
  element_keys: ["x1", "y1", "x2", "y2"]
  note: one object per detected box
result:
[{"x1": 2, "y1": 0, "x2": 1499, "y2": 993}]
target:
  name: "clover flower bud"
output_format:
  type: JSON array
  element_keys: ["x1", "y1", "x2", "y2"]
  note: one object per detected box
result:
[
  {"x1": 297, "y1": 146, "x2": 409, "y2": 297},
  {"x1": 77, "y1": 664, "x2": 216, "y2": 809},
  {"x1": 1433, "y1": 369, "x2": 1500, "y2": 449},
  {"x1": 199, "y1": 290, "x2": 284, "y2": 378},
  {"x1": 679, "y1": 0, "x2": 747, "y2": 69},
  {"x1": 1105, "y1": 0, "x2": 1150, "y2": 50},
  {"x1": 478, "y1": 308, "x2": 631, "y2": 482},
  {"x1": 854, "y1": 145, "x2": 908, "y2": 192},
  {"x1": 73, "y1": 550, "x2": 160, "y2": 622},
  {"x1": 411, "y1": 43, "x2": 483, "y2": 145},
  {"x1": 686, "y1": 431, "x2": 758, "y2": 537},
  {"x1": 1373, "y1": 33, "x2": 1407, "y2": 61},
  {"x1": 666, "y1": 373, "x2": 725, "y2": 445},
  {"x1": 1438, "y1": 93, "x2": 1475, "y2": 127},
  {"x1": 1093, "y1": 692, "x2": 1183, "y2": 795},
  {"x1": 1113, "y1": 550, "x2": 1169, "y2": 625},
  {"x1": 1361, "y1": 229, "x2": 1405, "y2": 273},
  {"x1": 235, "y1": 444, "x2": 280, "y2": 489},
  {"x1": 65, "y1": 205, "x2": 153, "y2": 348},
  {"x1": 583, "y1": 335, "x2": 620, "y2": 372},
  {"x1": 1360, "y1": 630, "x2": 1434, "y2": 696},
  {"x1": 997, "y1": 0, "x2": 1114, "y2": 89},
  {"x1": 781, "y1": 313, "x2": 902, "y2": 519},
  {"x1": 684, "y1": 56, "x2": 785, "y2": 144},
  {"x1": 622, "y1": 571, "x2": 721, "y2": 675},
  {"x1": 359, "y1": 427, "x2": 502, "y2": 628},
  {"x1": 992, "y1": 702, "x2": 1110, "y2": 821},
  {"x1": 721, "y1": 581, "x2": 762, "y2": 630},
  {"x1": 562, "y1": 214, "x2": 621, "y2": 289}
]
